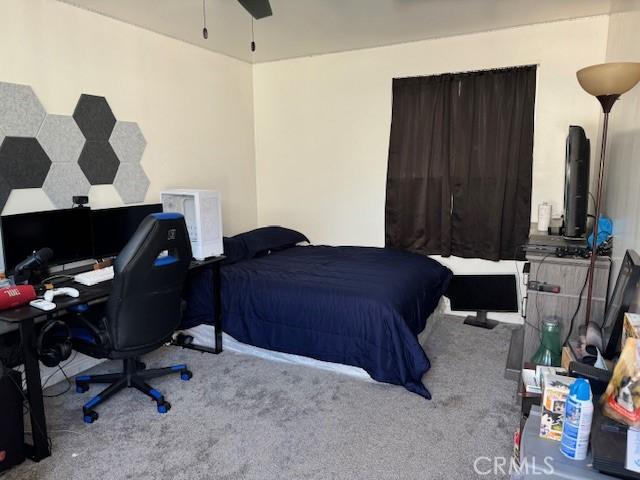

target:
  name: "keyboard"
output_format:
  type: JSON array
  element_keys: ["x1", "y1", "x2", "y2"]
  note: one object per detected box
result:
[{"x1": 74, "y1": 266, "x2": 115, "y2": 286}]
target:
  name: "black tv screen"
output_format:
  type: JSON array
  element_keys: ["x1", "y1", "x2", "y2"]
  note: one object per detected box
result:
[{"x1": 447, "y1": 274, "x2": 519, "y2": 312}]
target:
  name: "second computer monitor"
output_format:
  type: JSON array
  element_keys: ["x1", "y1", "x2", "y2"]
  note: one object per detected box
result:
[{"x1": 91, "y1": 204, "x2": 163, "y2": 259}]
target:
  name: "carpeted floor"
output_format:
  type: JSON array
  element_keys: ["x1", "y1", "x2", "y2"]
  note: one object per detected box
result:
[{"x1": 7, "y1": 315, "x2": 519, "y2": 480}]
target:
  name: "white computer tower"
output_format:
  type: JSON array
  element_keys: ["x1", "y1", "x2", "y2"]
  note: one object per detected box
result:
[{"x1": 160, "y1": 189, "x2": 223, "y2": 259}]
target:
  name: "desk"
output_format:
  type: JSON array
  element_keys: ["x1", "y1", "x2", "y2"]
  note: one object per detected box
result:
[{"x1": 0, "y1": 256, "x2": 224, "y2": 462}]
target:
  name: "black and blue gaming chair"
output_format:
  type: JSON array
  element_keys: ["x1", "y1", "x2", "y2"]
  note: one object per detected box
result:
[{"x1": 67, "y1": 213, "x2": 193, "y2": 424}]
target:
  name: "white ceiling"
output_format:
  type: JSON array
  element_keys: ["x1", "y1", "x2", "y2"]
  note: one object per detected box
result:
[{"x1": 59, "y1": 0, "x2": 640, "y2": 63}]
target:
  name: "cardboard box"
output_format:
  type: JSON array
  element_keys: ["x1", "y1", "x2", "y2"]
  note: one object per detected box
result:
[
  {"x1": 539, "y1": 373, "x2": 575, "y2": 441},
  {"x1": 562, "y1": 346, "x2": 576, "y2": 370},
  {"x1": 623, "y1": 313, "x2": 640, "y2": 349}
]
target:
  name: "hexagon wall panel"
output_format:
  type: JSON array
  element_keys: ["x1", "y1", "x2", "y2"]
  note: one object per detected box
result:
[
  {"x1": 0, "y1": 82, "x2": 46, "y2": 139},
  {"x1": 43, "y1": 162, "x2": 91, "y2": 209},
  {"x1": 78, "y1": 141, "x2": 120, "y2": 185},
  {"x1": 37, "y1": 115, "x2": 85, "y2": 163},
  {"x1": 0, "y1": 85, "x2": 152, "y2": 213},
  {"x1": 0, "y1": 175, "x2": 10, "y2": 214},
  {"x1": 73, "y1": 94, "x2": 116, "y2": 141},
  {"x1": 110, "y1": 121, "x2": 146, "y2": 163},
  {"x1": 113, "y1": 163, "x2": 150, "y2": 204},
  {"x1": 0, "y1": 137, "x2": 51, "y2": 189}
]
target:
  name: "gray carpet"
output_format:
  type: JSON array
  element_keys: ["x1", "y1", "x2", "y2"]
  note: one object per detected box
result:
[{"x1": 7, "y1": 315, "x2": 519, "y2": 480}]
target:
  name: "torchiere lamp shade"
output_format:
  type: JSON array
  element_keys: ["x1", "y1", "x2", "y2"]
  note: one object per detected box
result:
[{"x1": 577, "y1": 62, "x2": 640, "y2": 112}]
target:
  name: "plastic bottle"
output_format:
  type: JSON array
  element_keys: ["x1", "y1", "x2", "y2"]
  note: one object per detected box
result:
[{"x1": 560, "y1": 378, "x2": 594, "y2": 460}]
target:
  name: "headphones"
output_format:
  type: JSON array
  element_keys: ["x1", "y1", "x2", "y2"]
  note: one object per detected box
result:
[{"x1": 36, "y1": 320, "x2": 72, "y2": 368}]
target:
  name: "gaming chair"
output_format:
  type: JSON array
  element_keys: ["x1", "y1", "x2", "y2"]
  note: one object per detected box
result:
[{"x1": 66, "y1": 213, "x2": 193, "y2": 424}]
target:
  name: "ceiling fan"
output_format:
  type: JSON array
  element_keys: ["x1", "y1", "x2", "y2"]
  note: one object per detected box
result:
[
  {"x1": 237, "y1": 0, "x2": 272, "y2": 20},
  {"x1": 201, "y1": 0, "x2": 272, "y2": 50}
]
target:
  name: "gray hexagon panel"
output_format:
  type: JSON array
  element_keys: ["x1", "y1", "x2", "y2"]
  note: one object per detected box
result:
[
  {"x1": 73, "y1": 94, "x2": 116, "y2": 141},
  {"x1": 113, "y1": 163, "x2": 150, "y2": 204},
  {"x1": 0, "y1": 175, "x2": 10, "y2": 214},
  {"x1": 0, "y1": 137, "x2": 52, "y2": 189},
  {"x1": 78, "y1": 141, "x2": 120, "y2": 185},
  {"x1": 43, "y1": 162, "x2": 91, "y2": 209},
  {"x1": 110, "y1": 121, "x2": 146, "y2": 163},
  {"x1": 0, "y1": 82, "x2": 46, "y2": 139},
  {"x1": 37, "y1": 115, "x2": 85, "y2": 163}
]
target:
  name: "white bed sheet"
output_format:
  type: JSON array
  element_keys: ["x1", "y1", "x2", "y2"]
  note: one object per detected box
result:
[{"x1": 180, "y1": 324, "x2": 375, "y2": 381}]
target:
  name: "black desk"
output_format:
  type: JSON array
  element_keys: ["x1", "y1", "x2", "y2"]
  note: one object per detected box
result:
[{"x1": 0, "y1": 256, "x2": 224, "y2": 462}]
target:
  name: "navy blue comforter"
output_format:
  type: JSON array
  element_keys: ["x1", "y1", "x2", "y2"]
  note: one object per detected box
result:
[{"x1": 182, "y1": 246, "x2": 452, "y2": 398}]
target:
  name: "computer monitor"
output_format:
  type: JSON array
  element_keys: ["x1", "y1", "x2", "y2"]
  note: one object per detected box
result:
[
  {"x1": 0, "y1": 208, "x2": 93, "y2": 274},
  {"x1": 446, "y1": 274, "x2": 519, "y2": 329},
  {"x1": 91, "y1": 204, "x2": 163, "y2": 258},
  {"x1": 602, "y1": 250, "x2": 640, "y2": 359}
]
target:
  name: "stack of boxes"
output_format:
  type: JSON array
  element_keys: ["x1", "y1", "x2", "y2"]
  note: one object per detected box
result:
[{"x1": 539, "y1": 373, "x2": 575, "y2": 441}]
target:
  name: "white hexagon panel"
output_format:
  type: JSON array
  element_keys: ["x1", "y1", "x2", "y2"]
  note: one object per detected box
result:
[
  {"x1": 37, "y1": 115, "x2": 85, "y2": 163},
  {"x1": 113, "y1": 163, "x2": 150, "y2": 204},
  {"x1": 42, "y1": 162, "x2": 91, "y2": 209},
  {"x1": 109, "y1": 121, "x2": 146, "y2": 163},
  {"x1": 0, "y1": 82, "x2": 46, "y2": 141}
]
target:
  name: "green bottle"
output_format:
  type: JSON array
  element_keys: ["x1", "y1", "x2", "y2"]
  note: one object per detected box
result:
[{"x1": 531, "y1": 318, "x2": 562, "y2": 367}]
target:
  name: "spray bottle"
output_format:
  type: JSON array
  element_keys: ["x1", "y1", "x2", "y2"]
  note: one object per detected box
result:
[{"x1": 561, "y1": 378, "x2": 594, "y2": 460}]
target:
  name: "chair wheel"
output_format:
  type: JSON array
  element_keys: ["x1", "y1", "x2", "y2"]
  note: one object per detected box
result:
[
  {"x1": 136, "y1": 361, "x2": 146, "y2": 370},
  {"x1": 157, "y1": 401, "x2": 171, "y2": 414},
  {"x1": 83, "y1": 410, "x2": 99, "y2": 424},
  {"x1": 76, "y1": 383, "x2": 89, "y2": 394},
  {"x1": 180, "y1": 370, "x2": 193, "y2": 381}
]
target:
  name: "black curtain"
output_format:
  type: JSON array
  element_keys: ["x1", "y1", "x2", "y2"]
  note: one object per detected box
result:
[{"x1": 385, "y1": 66, "x2": 536, "y2": 261}]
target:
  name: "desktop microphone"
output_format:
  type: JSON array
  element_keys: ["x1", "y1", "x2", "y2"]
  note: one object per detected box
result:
[{"x1": 14, "y1": 248, "x2": 53, "y2": 275}]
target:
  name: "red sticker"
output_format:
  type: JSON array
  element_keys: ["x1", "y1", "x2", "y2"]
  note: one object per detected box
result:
[{"x1": 0, "y1": 450, "x2": 6, "y2": 462}]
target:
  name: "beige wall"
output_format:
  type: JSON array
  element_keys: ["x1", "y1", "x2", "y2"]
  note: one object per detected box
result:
[
  {"x1": 602, "y1": 10, "x2": 640, "y2": 278},
  {"x1": 0, "y1": 0, "x2": 257, "y2": 252},
  {"x1": 254, "y1": 16, "x2": 609, "y2": 248}
]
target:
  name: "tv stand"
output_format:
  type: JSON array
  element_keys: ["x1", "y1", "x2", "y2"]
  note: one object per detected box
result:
[
  {"x1": 521, "y1": 253, "x2": 610, "y2": 368},
  {"x1": 464, "y1": 310, "x2": 498, "y2": 329}
]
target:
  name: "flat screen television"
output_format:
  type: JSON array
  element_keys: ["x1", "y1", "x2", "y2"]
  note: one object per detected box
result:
[
  {"x1": 563, "y1": 126, "x2": 590, "y2": 239},
  {"x1": 446, "y1": 274, "x2": 519, "y2": 329}
]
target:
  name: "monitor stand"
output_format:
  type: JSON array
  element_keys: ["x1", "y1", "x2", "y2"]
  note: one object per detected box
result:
[{"x1": 464, "y1": 310, "x2": 498, "y2": 329}]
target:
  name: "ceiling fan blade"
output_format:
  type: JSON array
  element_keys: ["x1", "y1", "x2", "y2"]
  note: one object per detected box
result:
[{"x1": 237, "y1": 0, "x2": 272, "y2": 19}]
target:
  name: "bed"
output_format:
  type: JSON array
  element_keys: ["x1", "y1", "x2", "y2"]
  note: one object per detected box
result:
[{"x1": 182, "y1": 227, "x2": 452, "y2": 398}]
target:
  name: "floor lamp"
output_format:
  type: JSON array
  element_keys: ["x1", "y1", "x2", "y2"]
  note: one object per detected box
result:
[{"x1": 576, "y1": 62, "x2": 640, "y2": 328}]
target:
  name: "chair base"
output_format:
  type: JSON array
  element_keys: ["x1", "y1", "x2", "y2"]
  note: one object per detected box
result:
[{"x1": 75, "y1": 358, "x2": 192, "y2": 423}]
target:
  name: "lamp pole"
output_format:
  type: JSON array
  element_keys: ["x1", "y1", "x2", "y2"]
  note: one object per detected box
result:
[
  {"x1": 584, "y1": 108, "x2": 610, "y2": 327},
  {"x1": 576, "y1": 62, "x2": 640, "y2": 328}
]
